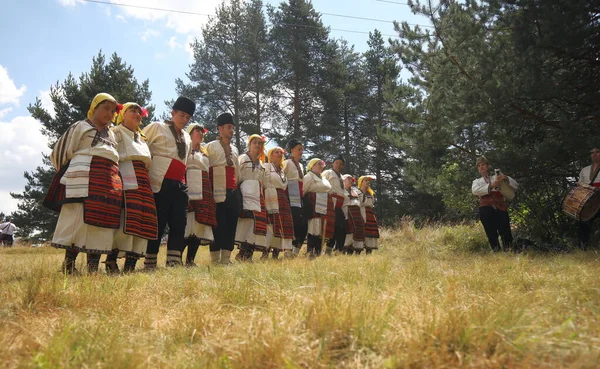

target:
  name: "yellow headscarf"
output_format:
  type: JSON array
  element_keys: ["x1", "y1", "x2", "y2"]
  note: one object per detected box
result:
[
  {"x1": 267, "y1": 146, "x2": 285, "y2": 168},
  {"x1": 187, "y1": 123, "x2": 207, "y2": 154},
  {"x1": 87, "y1": 93, "x2": 118, "y2": 121},
  {"x1": 307, "y1": 158, "x2": 324, "y2": 172},
  {"x1": 116, "y1": 102, "x2": 142, "y2": 124},
  {"x1": 358, "y1": 175, "x2": 375, "y2": 195},
  {"x1": 247, "y1": 134, "x2": 266, "y2": 164}
]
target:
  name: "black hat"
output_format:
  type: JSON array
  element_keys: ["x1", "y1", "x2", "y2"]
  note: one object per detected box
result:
[
  {"x1": 333, "y1": 154, "x2": 345, "y2": 163},
  {"x1": 172, "y1": 97, "x2": 196, "y2": 116},
  {"x1": 217, "y1": 113, "x2": 234, "y2": 126},
  {"x1": 286, "y1": 138, "x2": 303, "y2": 152}
]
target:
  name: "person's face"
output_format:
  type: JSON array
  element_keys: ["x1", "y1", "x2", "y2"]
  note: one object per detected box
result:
[
  {"x1": 249, "y1": 137, "x2": 263, "y2": 155},
  {"x1": 361, "y1": 178, "x2": 372, "y2": 191},
  {"x1": 270, "y1": 148, "x2": 284, "y2": 166},
  {"x1": 190, "y1": 128, "x2": 204, "y2": 145},
  {"x1": 291, "y1": 144, "x2": 303, "y2": 160},
  {"x1": 171, "y1": 110, "x2": 192, "y2": 130},
  {"x1": 123, "y1": 106, "x2": 142, "y2": 128},
  {"x1": 344, "y1": 177, "x2": 353, "y2": 189},
  {"x1": 591, "y1": 148, "x2": 600, "y2": 164},
  {"x1": 332, "y1": 159, "x2": 345, "y2": 173},
  {"x1": 477, "y1": 162, "x2": 490, "y2": 176},
  {"x1": 218, "y1": 123, "x2": 234, "y2": 140},
  {"x1": 312, "y1": 160, "x2": 325, "y2": 175},
  {"x1": 93, "y1": 101, "x2": 117, "y2": 126}
]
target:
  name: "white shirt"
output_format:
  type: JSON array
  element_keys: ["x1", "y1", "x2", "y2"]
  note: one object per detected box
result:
[
  {"x1": 303, "y1": 171, "x2": 332, "y2": 194},
  {"x1": 322, "y1": 169, "x2": 346, "y2": 198},
  {"x1": 205, "y1": 140, "x2": 240, "y2": 179},
  {"x1": 472, "y1": 174, "x2": 518, "y2": 197},
  {"x1": 283, "y1": 159, "x2": 304, "y2": 181},
  {"x1": 0, "y1": 222, "x2": 17, "y2": 236},
  {"x1": 579, "y1": 165, "x2": 600, "y2": 186},
  {"x1": 111, "y1": 124, "x2": 152, "y2": 168}
]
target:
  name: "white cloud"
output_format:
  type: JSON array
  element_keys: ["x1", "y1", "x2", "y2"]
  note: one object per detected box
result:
[
  {"x1": 168, "y1": 36, "x2": 181, "y2": 50},
  {"x1": 116, "y1": 14, "x2": 127, "y2": 23},
  {"x1": 139, "y1": 28, "x2": 160, "y2": 42},
  {"x1": 39, "y1": 90, "x2": 56, "y2": 119},
  {"x1": 0, "y1": 115, "x2": 51, "y2": 214},
  {"x1": 57, "y1": 0, "x2": 83, "y2": 6},
  {"x1": 184, "y1": 34, "x2": 196, "y2": 61},
  {"x1": 0, "y1": 65, "x2": 26, "y2": 105},
  {"x1": 0, "y1": 107, "x2": 12, "y2": 119}
]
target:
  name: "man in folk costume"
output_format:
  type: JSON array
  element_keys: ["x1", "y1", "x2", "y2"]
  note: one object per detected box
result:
[
  {"x1": 205, "y1": 113, "x2": 241, "y2": 264},
  {"x1": 302, "y1": 158, "x2": 335, "y2": 258},
  {"x1": 342, "y1": 174, "x2": 365, "y2": 254},
  {"x1": 234, "y1": 134, "x2": 267, "y2": 261},
  {"x1": 183, "y1": 124, "x2": 216, "y2": 266},
  {"x1": 142, "y1": 97, "x2": 194, "y2": 268},
  {"x1": 44, "y1": 93, "x2": 123, "y2": 274},
  {"x1": 358, "y1": 175, "x2": 380, "y2": 254},
  {"x1": 0, "y1": 219, "x2": 17, "y2": 247},
  {"x1": 283, "y1": 138, "x2": 307, "y2": 256},
  {"x1": 104, "y1": 102, "x2": 158, "y2": 273},
  {"x1": 264, "y1": 147, "x2": 295, "y2": 259},
  {"x1": 322, "y1": 155, "x2": 348, "y2": 254},
  {"x1": 576, "y1": 146, "x2": 600, "y2": 249},
  {"x1": 471, "y1": 156, "x2": 519, "y2": 252}
]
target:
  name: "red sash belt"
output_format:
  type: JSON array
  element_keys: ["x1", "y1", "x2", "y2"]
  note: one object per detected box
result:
[
  {"x1": 332, "y1": 194, "x2": 345, "y2": 209},
  {"x1": 164, "y1": 159, "x2": 187, "y2": 183},
  {"x1": 479, "y1": 191, "x2": 507, "y2": 211},
  {"x1": 209, "y1": 166, "x2": 237, "y2": 190},
  {"x1": 593, "y1": 183, "x2": 600, "y2": 188}
]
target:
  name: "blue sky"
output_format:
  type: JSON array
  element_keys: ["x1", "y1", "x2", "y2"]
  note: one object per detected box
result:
[{"x1": 0, "y1": 0, "x2": 427, "y2": 214}]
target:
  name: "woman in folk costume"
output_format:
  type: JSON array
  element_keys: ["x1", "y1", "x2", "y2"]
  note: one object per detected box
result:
[
  {"x1": 44, "y1": 93, "x2": 123, "y2": 274},
  {"x1": 205, "y1": 113, "x2": 241, "y2": 264},
  {"x1": 471, "y1": 156, "x2": 519, "y2": 252},
  {"x1": 357, "y1": 175, "x2": 380, "y2": 254},
  {"x1": 283, "y1": 138, "x2": 307, "y2": 256},
  {"x1": 322, "y1": 155, "x2": 348, "y2": 254},
  {"x1": 183, "y1": 124, "x2": 217, "y2": 266},
  {"x1": 103, "y1": 102, "x2": 158, "y2": 273},
  {"x1": 342, "y1": 174, "x2": 365, "y2": 254},
  {"x1": 142, "y1": 97, "x2": 194, "y2": 268},
  {"x1": 234, "y1": 134, "x2": 268, "y2": 261},
  {"x1": 576, "y1": 146, "x2": 600, "y2": 249},
  {"x1": 264, "y1": 147, "x2": 295, "y2": 259},
  {"x1": 302, "y1": 158, "x2": 335, "y2": 258}
]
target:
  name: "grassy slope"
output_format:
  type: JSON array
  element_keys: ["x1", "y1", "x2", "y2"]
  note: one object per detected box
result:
[{"x1": 1, "y1": 223, "x2": 599, "y2": 368}]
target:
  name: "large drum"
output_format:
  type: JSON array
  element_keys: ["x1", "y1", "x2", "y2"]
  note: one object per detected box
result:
[{"x1": 562, "y1": 185, "x2": 600, "y2": 221}]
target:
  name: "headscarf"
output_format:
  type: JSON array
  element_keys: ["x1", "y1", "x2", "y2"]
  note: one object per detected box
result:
[
  {"x1": 116, "y1": 102, "x2": 148, "y2": 137},
  {"x1": 187, "y1": 123, "x2": 208, "y2": 154},
  {"x1": 267, "y1": 146, "x2": 285, "y2": 168},
  {"x1": 358, "y1": 175, "x2": 375, "y2": 196},
  {"x1": 307, "y1": 158, "x2": 325, "y2": 172},
  {"x1": 247, "y1": 134, "x2": 266, "y2": 164},
  {"x1": 87, "y1": 93, "x2": 118, "y2": 121}
]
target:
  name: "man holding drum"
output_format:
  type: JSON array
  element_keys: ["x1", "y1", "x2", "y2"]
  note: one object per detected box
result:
[
  {"x1": 576, "y1": 146, "x2": 600, "y2": 249},
  {"x1": 472, "y1": 156, "x2": 519, "y2": 252}
]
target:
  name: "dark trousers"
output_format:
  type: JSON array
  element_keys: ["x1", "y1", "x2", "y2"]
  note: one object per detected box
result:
[
  {"x1": 478, "y1": 206, "x2": 513, "y2": 252},
  {"x1": 210, "y1": 189, "x2": 241, "y2": 252},
  {"x1": 146, "y1": 179, "x2": 189, "y2": 255},
  {"x1": 291, "y1": 206, "x2": 307, "y2": 248},
  {"x1": 0, "y1": 234, "x2": 14, "y2": 246},
  {"x1": 578, "y1": 212, "x2": 600, "y2": 249},
  {"x1": 327, "y1": 208, "x2": 347, "y2": 251}
]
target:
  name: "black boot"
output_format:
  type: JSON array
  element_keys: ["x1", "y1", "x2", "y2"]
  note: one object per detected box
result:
[
  {"x1": 123, "y1": 253, "x2": 138, "y2": 272},
  {"x1": 61, "y1": 249, "x2": 79, "y2": 275},
  {"x1": 185, "y1": 237, "x2": 200, "y2": 266},
  {"x1": 104, "y1": 250, "x2": 120, "y2": 274},
  {"x1": 272, "y1": 249, "x2": 280, "y2": 260},
  {"x1": 87, "y1": 253, "x2": 101, "y2": 273}
]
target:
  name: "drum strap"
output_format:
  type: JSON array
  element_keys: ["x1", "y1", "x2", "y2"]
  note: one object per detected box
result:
[{"x1": 589, "y1": 165, "x2": 600, "y2": 186}]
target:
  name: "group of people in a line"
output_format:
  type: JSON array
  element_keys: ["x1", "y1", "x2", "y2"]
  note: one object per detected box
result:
[
  {"x1": 43, "y1": 93, "x2": 380, "y2": 274},
  {"x1": 472, "y1": 148, "x2": 600, "y2": 251}
]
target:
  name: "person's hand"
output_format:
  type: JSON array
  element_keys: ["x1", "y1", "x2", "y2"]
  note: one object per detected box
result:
[{"x1": 496, "y1": 174, "x2": 507, "y2": 182}]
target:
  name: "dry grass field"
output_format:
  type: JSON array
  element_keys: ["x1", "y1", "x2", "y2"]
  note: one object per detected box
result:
[{"x1": 1, "y1": 222, "x2": 599, "y2": 368}]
